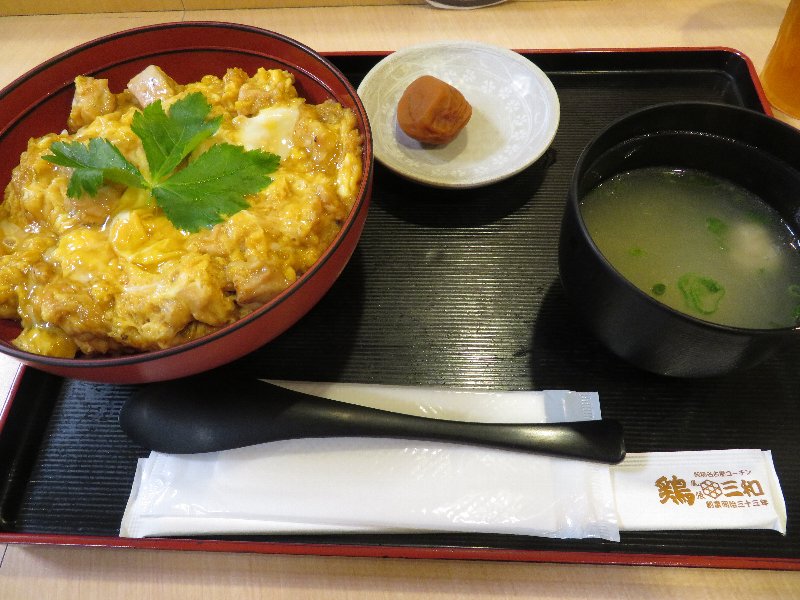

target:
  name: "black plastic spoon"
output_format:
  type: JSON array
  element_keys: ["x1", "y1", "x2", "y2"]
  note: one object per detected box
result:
[{"x1": 119, "y1": 379, "x2": 625, "y2": 463}]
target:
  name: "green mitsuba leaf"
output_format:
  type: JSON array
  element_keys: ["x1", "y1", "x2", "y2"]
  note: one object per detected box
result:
[
  {"x1": 131, "y1": 92, "x2": 222, "y2": 183},
  {"x1": 44, "y1": 139, "x2": 147, "y2": 197},
  {"x1": 152, "y1": 144, "x2": 280, "y2": 232},
  {"x1": 42, "y1": 90, "x2": 279, "y2": 231}
]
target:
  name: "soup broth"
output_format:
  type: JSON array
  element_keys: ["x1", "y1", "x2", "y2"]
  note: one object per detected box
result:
[{"x1": 580, "y1": 167, "x2": 800, "y2": 329}]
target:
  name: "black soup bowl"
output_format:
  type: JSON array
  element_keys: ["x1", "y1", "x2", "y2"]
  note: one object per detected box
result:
[{"x1": 558, "y1": 102, "x2": 800, "y2": 377}]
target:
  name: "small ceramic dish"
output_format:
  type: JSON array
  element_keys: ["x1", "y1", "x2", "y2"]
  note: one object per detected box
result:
[{"x1": 357, "y1": 41, "x2": 559, "y2": 188}]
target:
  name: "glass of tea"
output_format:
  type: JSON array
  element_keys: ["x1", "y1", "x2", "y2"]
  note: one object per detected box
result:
[{"x1": 761, "y1": 0, "x2": 800, "y2": 118}]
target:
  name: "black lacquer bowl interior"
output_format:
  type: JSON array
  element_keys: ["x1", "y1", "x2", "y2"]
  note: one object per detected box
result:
[{"x1": 559, "y1": 102, "x2": 800, "y2": 377}]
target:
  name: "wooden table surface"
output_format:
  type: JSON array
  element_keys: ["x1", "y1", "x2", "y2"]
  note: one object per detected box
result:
[{"x1": 1, "y1": 1, "x2": 800, "y2": 598}]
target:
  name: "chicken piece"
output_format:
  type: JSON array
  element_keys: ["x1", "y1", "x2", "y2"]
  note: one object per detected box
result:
[
  {"x1": 126, "y1": 65, "x2": 179, "y2": 108},
  {"x1": 67, "y1": 76, "x2": 118, "y2": 133},
  {"x1": 234, "y1": 68, "x2": 297, "y2": 116}
]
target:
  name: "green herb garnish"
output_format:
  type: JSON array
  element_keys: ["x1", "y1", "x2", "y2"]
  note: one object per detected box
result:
[
  {"x1": 46, "y1": 137, "x2": 149, "y2": 197},
  {"x1": 677, "y1": 273, "x2": 725, "y2": 315},
  {"x1": 131, "y1": 91, "x2": 223, "y2": 184},
  {"x1": 651, "y1": 283, "x2": 666, "y2": 296},
  {"x1": 44, "y1": 92, "x2": 279, "y2": 232},
  {"x1": 706, "y1": 216, "x2": 727, "y2": 237}
]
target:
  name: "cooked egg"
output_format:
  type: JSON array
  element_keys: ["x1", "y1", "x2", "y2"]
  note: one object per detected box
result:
[
  {"x1": 234, "y1": 104, "x2": 300, "y2": 159},
  {"x1": 0, "y1": 66, "x2": 362, "y2": 357}
]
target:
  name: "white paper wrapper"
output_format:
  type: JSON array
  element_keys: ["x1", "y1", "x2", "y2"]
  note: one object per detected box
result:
[
  {"x1": 120, "y1": 382, "x2": 619, "y2": 540},
  {"x1": 612, "y1": 449, "x2": 786, "y2": 534},
  {"x1": 121, "y1": 382, "x2": 788, "y2": 540}
]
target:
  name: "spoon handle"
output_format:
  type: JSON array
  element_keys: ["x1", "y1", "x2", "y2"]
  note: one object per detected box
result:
[{"x1": 120, "y1": 379, "x2": 625, "y2": 463}]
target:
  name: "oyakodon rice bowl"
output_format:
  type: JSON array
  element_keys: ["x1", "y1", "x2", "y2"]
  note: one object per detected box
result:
[{"x1": 0, "y1": 23, "x2": 373, "y2": 383}]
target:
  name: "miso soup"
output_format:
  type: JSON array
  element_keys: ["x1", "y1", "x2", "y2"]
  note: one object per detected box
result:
[{"x1": 580, "y1": 167, "x2": 800, "y2": 329}]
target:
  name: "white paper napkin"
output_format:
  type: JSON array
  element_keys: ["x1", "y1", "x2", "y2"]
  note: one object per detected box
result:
[
  {"x1": 120, "y1": 381, "x2": 788, "y2": 540},
  {"x1": 612, "y1": 449, "x2": 786, "y2": 533},
  {"x1": 120, "y1": 382, "x2": 619, "y2": 540}
]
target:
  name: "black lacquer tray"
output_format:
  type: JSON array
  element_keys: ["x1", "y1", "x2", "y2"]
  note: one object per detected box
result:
[{"x1": 1, "y1": 48, "x2": 798, "y2": 570}]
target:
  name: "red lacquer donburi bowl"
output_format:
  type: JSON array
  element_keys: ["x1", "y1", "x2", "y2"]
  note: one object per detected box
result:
[{"x1": 0, "y1": 22, "x2": 373, "y2": 383}]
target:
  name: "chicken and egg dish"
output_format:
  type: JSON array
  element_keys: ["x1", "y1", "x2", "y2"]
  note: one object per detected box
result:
[{"x1": 0, "y1": 66, "x2": 363, "y2": 358}]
